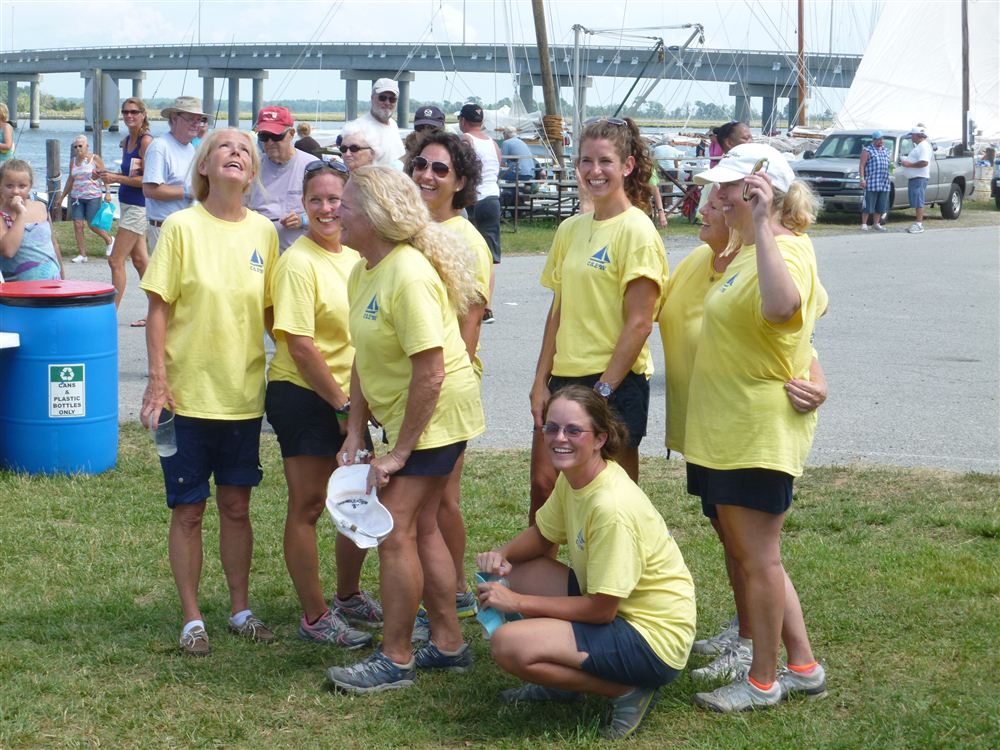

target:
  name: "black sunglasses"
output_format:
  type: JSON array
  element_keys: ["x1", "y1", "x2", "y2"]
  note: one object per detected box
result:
[
  {"x1": 341, "y1": 144, "x2": 372, "y2": 153},
  {"x1": 306, "y1": 158, "x2": 349, "y2": 174},
  {"x1": 377, "y1": 93, "x2": 397, "y2": 103},
  {"x1": 584, "y1": 116, "x2": 627, "y2": 127},
  {"x1": 257, "y1": 129, "x2": 291, "y2": 143},
  {"x1": 121, "y1": 109, "x2": 142, "y2": 116},
  {"x1": 411, "y1": 155, "x2": 451, "y2": 177}
]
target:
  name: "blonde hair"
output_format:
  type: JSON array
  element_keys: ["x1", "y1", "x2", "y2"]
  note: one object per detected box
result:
[
  {"x1": 773, "y1": 181, "x2": 820, "y2": 234},
  {"x1": 349, "y1": 166, "x2": 478, "y2": 314},
  {"x1": 190, "y1": 128, "x2": 260, "y2": 203},
  {"x1": 0, "y1": 103, "x2": 8, "y2": 123},
  {"x1": 121, "y1": 97, "x2": 150, "y2": 136}
]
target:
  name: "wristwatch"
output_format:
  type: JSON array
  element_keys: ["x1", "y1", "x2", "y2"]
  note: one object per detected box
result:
[
  {"x1": 594, "y1": 381, "x2": 614, "y2": 399},
  {"x1": 335, "y1": 399, "x2": 351, "y2": 415}
]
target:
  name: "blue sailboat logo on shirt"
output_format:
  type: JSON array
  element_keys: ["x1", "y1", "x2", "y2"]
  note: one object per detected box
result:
[
  {"x1": 363, "y1": 295, "x2": 379, "y2": 321},
  {"x1": 249, "y1": 248, "x2": 264, "y2": 273},
  {"x1": 719, "y1": 272, "x2": 739, "y2": 293},
  {"x1": 575, "y1": 529, "x2": 586, "y2": 551},
  {"x1": 587, "y1": 246, "x2": 611, "y2": 270}
]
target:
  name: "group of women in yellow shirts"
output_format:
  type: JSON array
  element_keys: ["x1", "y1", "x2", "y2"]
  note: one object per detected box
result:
[{"x1": 137, "y1": 117, "x2": 829, "y2": 739}]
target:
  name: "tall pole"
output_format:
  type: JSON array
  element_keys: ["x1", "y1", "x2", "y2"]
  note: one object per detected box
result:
[
  {"x1": 797, "y1": 0, "x2": 807, "y2": 126},
  {"x1": 572, "y1": 24, "x2": 583, "y2": 149},
  {"x1": 531, "y1": 0, "x2": 564, "y2": 166},
  {"x1": 961, "y1": 0, "x2": 969, "y2": 153}
]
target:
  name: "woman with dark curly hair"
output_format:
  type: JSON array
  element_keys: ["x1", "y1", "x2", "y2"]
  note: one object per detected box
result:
[
  {"x1": 527, "y1": 117, "x2": 667, "y2": 523},
  {"x1": 405, "y1": 131, "x2": 491, "y2": 619}
]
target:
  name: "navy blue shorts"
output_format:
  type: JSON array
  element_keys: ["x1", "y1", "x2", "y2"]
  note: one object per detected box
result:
[
  {"x1": 567, "y1": 571, "x2": 680, "y2": 689},
  {"x1": 686, "y1": 462, "x2": 794, "y2": 519},
  {"x1": 70, "y1": 196, "x2": 103, "y2": 222},
  {"x1": 395, "y1": 440, "x2": 467, "y2": 477},
  {"x1": 265, "y1": 380, "x2": 349, "y2": 459},
  {"x1": 160, "y1": 415, "x2": 264, "y2": 508},
  {"x1": 548, "y1": 372, "x2": 649, "y2": 448}
]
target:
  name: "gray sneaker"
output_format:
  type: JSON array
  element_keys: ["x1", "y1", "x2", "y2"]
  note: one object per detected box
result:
[
  {"x1": 326, "y1": 649, "x2": 416, "y2": 694},
  {"x1": 179, "y1": 625, "x2": 211, "y2": 657},
  {"x1": 908, "y1": 222, "x2": 925, "y2": 234},
  {"x1": 228, "y1": 614, "x2": 276, "y2": 644},
  {"x1": 778, "y1": 662, "x2": 828, "y2": 700},
  {"x1": 456, "y1": 590, "x2": 478, "y2": 619},
  {"x1": 691, "y1": 616, "x2": 739, "y2": 656},
  {"x1": 334, "y1": 591, "x2": 384, "y2": 629},
  {"x1": 690, "y1": 639, "x2": 752, "y2": 683},
  {"x1": 299, "y1": 608, "x2": 372, "y2": 649},
  {"x1": 498, "y1": 683, "x2": 582, "y2": 704},
  {"x1": 693, "y1": 677, "x2": 782, "y2": 713},
  {"x1": 411, "y1": 610, "x2": 430, "y2": 645},
  {"x1": 601, "y1": 687, "x2": 660, "y2": 739},
  {"x1": 413, "y1": 641, "x2": 474, "y2": 673}
]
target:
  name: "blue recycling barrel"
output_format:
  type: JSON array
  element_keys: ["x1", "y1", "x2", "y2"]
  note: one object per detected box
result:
[{"x1": 0, "y1": 280, "x2": 118, "y2": 474}]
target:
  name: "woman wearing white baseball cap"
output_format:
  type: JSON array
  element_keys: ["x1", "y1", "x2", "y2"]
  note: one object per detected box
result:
[{"x1": 684, "y1": 143, "x2": 829, "y2": 713}]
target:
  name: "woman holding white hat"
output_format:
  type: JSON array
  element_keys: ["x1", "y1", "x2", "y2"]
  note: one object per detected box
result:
[{"x1": 685, "y1": 143, "x2": 829, "y2": 713}]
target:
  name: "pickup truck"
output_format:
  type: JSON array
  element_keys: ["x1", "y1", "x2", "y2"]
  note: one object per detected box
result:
[{"x1": 790, "y1": 129, "x2": 975, "y2": 219}]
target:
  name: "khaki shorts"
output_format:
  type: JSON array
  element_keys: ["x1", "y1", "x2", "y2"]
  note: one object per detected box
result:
[
  {"x1": 146, "y1": 222, "x2": 161, "y2": 253},
  {"x1": 119, "y1": 204, "x2": 146, "y2": 235}
]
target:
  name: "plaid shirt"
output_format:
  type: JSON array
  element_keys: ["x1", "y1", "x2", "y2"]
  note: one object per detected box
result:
[{"x1": 862, "y1": 144, "x2": 891, "y2": 191}]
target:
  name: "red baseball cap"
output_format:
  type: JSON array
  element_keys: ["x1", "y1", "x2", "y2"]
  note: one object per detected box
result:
[{"x1": 256, "y1": 105, "x2": 294, "y2": 135}]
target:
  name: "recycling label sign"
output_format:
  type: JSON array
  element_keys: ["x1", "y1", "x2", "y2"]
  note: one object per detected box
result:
[{"x1": 49, "y1": 364, "x2": 86, "y2": 417}]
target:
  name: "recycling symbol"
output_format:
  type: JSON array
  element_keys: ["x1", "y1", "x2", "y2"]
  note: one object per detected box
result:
[{"x1": 60, "y1": 367, "x2": 75, "y2": 382}]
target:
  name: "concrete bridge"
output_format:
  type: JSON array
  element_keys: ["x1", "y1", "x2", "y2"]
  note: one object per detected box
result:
[{"x1": 0, "y1": 42, "x2": 861, "y2": 131}]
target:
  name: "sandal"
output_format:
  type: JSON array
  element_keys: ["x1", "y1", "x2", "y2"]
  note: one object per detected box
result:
[{"x1": 130, "y1": 318, "x2": 146, "y2": 328}]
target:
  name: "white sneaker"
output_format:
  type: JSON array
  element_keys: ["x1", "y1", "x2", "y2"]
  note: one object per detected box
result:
[
  {"x1": 691, "y1": 638, "x2": 753, "y2": 682},
  {"x1": 778, "y1": 662, "x2": 828, "y2": 700},
  {"x1": 860, "y1": 224, "x2": 870, "y2": 231},
  {"x1": 694, "y1": 676, "x2": 782, "y2": 713},
  {"x1": 71, "y1": 255, "x2": 88, "y2": 264},
  {"x1": 691, "y1": 616, "x2": 739, "y2": 656},
  {"x1": 105, "y1": 239, "x2": 114, "y2": 256},
  {"x1": 907, "y1": 223, "x2": 924, "y2": 234},
  {"x1": 873, "y1": 223, "x2": 886, "y2": 231}
]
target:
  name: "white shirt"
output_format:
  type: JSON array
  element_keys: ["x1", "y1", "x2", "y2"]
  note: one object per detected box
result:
[
  {"x1": 143, "y1": 132, "x2": 196, "y2": 221},
  {"x1": 902, "y1": 140, "x2": 933, "y2": 180},
  {"x1": 344, "y1": 113, "x2": 404, "y2": 167},
  {"x1": 466, "y1": 133, "x2": 501, "y2": 200}
]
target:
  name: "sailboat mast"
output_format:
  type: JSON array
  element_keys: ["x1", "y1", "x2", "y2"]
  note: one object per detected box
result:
[
  {"x1": 797, "y1": 0, "x2": 807, "y2": 126},
  {"x1": 961, "y1": 0, "x2": 969, "y2": 153},
  {"x1": 531, "y1": 0, "x2": 565, "y2": 165}
]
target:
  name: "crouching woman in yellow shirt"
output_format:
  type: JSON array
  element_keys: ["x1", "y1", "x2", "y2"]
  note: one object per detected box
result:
[
  {"x1": 140, "y1": 129, "x2": 279, "y2": 656},
  {"x1": 326, "y1": 166, "x2": 485, "y2": 694},
  {"x1": 477, "y1": 386, "x2": 695, "y2": 740}
]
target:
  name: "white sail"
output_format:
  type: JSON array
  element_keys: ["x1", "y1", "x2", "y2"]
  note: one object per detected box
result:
[{"x1": 835, "y1": 0, "x2": 1000, "y2": 142}]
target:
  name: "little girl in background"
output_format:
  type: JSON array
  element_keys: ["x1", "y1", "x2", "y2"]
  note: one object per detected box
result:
[{"x1": 0, "y1": 159, "x2": 63, "y2": 282}]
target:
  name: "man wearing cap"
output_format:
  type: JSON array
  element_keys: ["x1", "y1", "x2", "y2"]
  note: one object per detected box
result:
[
  {"x1": 859, "y1": 131, "x2": 891, "y2": 231},
  {"x1": 342, "y1": 79, "x2": 404, "y2": 168},
  {"x1": 402, "y1": 106, "x2": 446, "y2": 166},
  {"x1": 900, "y1": 125, "x2": 932, "y2": 233},
  {"x1": 142, "y1": 96, "x2": 206, "y2": 252},
  {"x1": 247, "y1": 105, "x2": 317, "y2": 251}
]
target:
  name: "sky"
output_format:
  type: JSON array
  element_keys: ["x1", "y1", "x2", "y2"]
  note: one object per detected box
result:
[{"x1": 0, "y1": 0, "x2": 888, "y2": 119}]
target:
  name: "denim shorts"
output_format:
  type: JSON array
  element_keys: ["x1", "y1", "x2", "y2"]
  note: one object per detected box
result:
[
  {"x1": 548, "y1": 372, "x2": 649, "y2": 448},
  {"x1": 70, "y1": 196, "x2": 103, "y2": 222},
  {"x1": 862, "y1": 190, "x2": 889, "y2": 215},
  {"x1": 160, "y1": 415, "x2": 264, "y2": 508},
  {"x1": 395, "y1": 441, "x2": 467, "y2": 477},
  {"x1": 686, "y1": 462, "x2": 794, "y2": 519},
  {"x1": 908, "y1": 177, "x2": 929, "y2": 209},
  {"x1": 568, "y1": 570, "x2": 680, "y2": 689}
]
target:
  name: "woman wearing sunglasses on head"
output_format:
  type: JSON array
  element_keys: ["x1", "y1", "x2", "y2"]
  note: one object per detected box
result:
[
  {"x1": 326, "y1": 166, "x2": 483, "y2": 694},
  {"x1": 265, "y1": 158, "x2": 382, "y2": 649},
  {"x1": 405, "y1": 131, "x2": 493, "y2": 621},
  {"x1": 528, "y1": 116, "x2": 668, "y2": 524},
  {"x1": 476, "y1": 386, "x2": 695, "y2": 740},
  {"x1": 684, "y1": 144, "x2": 828, "y2": 713}
]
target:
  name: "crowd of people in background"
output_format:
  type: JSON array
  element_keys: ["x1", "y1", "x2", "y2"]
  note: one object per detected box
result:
[{"x1": 1, "y1": 88, "x2": 847, "y2": 740}]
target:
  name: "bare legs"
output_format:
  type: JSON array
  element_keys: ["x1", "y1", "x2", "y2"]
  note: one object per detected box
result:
[
  {"x1": 107, "y1": 227, "x2": 148, "y2": 309},
  {"x1": 438, "y1": 452, "x2": 468, "y2": 593}
]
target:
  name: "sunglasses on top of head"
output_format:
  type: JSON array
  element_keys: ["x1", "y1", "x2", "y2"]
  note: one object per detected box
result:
[
  {"x1": 257, "y1": 129, "x2": 290, "y2": 143},
  {"x1": 305, "y1": 158, "x2": 349, "y2": 174},
  {"x1": 584, "y1": 116, "x2": 627, "y2": 127},
  {"x1": 411, "y1": 155, "x2": 452, "y2": 177}
]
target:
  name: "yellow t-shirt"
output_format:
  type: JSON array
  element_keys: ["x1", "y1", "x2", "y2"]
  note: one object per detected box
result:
[
  {"x1": 541, "y1": 206, "x2": 668, "y2": 378},
  {"x1": 659, "y1": 243, "x2": 718, "y2": 453},
  {"x1": 683, "y1": 234, "x2": 828, "y2": 476},
  {"x1": 140, "y1": 204, "x2": 279, "y2": 419},
  {"x1": 267, "y1": 236, "x2": 361, "y2": 393},
  {"x1": 535, "y1": 461, "x2": 696, "y2": 670},
  {"x1": 347, "y1": 243, "x2": 485, "y2": 451},
  {"x1": 442, "y1": 215, "x2": 492, "y2": 379}
]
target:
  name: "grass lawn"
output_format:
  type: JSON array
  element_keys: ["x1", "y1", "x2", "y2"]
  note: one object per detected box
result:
[{"x1": 1, "y1": 426, "x2": 997, "y2": 749}]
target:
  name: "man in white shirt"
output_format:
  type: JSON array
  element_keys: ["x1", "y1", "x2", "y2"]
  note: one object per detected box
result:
[
  {"x1": 142, "y1": 96, "x2": 204, "y2": 252},
  {"x1": 341, "y1": 79, "x2": 404, "y2": 167},
  {"x1": 900, "y1": 125, "x2": 933, "y2": 234},
  {"x1": 246, "y1": 105, "x2": 316, "y2": 251}
]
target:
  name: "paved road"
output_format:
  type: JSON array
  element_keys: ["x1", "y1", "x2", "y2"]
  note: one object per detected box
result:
[{"x1": 67, "y1": 222, "x2": 999, "y2": 474}]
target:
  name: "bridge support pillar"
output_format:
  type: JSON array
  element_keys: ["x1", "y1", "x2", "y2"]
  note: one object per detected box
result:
[
  {"x1": 6, "y1": 82, "x2": 18, "y2": 128},
  {"x1": 397, "y1": 80, "x2": 410, "y2": 128},
  {"x1": 29, "y1": 81, "x2": 40, "y2": 129},
  {"x1": 787, "y1": 96, "x2": 799, "y2": 129},
  {"x1": 202, "y1": 77, "x2": 215, "y2": 126},
  {"x1": 132, "y1": 78, "x2": 143, "y2": 101},
  {"x1": 734, "y1": 93, "x2": 751, "y2": 126},
  {"x1": 251, "y1": 78, "x2": 265, "y2": 125},
  {"x1": 761, "y1": 96, "x2": 776, "y2": 135},
  {"x1": 519, "y1": 83, "x2": 534, "y2": 113},
  {"x1": 345, "y1": 79, "x2": 358, "y2": 121},
  {"x1": 227, "y1": 77, "x2": 240, "y2": 127}
]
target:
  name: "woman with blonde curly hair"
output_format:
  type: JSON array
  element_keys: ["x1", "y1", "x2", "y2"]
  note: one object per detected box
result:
[
  {"x1": 685, "y1": 144, "x2": 829, "y2": 713},
  {"x1": 528, "y1": 116, "x2": 667, "y2": 524},
  {"x1": 140, "y1": 128, "x2": 279, "y2": 657},
  {"x1": 327, "y1": 165, "x2": 484, "y2": 693}
]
